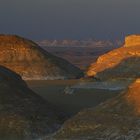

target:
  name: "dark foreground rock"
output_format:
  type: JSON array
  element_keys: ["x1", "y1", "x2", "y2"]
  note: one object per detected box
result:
[{"x1": 0, "y1": 65, "x2": 66, "y2": 140}]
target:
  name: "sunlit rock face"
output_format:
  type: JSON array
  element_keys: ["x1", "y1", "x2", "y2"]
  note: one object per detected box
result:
[
  {"x1": 124, "y1": 35, "x2": 140, "y2": 47},
  {"x1": 87, "y1": 35, "x2": 140, "y2": 80},
  {"x1": 51, "y1": 79, "x2": 140, "y2": 140},
  {"x1": 0, "y1": 66, "x2": 66, "y2": 140},
  {"x1": 0, "y1": 35, "x2": 83, "y2": 80}
]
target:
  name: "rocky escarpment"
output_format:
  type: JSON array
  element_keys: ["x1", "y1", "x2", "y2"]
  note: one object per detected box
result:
[
  {"x1": 0, "y1": 35, "x2": 83, "y2": 80},
  {"x1": 0, "y1": 65, "x2": 66, "y2": 140},
  {"x1": 87, "y1": 35, "x2": 140, "y2": 80},
  {"x1": 124, "y1": 34, "x2": 140, "y2": 47},
  {"x1": 51, "y1": 79, "x2": 140, "y2": 140}
]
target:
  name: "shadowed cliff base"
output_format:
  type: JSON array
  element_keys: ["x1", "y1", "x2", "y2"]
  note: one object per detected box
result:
[{"x1": 0, "y1": 34, "x2": 83, "y2": 80}]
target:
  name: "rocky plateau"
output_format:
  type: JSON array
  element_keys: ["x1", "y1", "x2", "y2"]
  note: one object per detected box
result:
[{"x1": 87, "y1": 35, "x2": 140, "y2": 81}]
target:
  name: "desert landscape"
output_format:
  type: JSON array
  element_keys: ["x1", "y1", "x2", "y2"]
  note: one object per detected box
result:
[
  {"x1": 0, "y1": 0, "x2": 140, "y2": 140},
  {"x1": 0, "y1": 34, "x2": 139, "y2": 140}
]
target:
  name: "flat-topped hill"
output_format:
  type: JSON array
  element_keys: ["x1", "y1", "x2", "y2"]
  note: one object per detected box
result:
[
  {"x1": 124, "y1": 34, "x2": 140, "y2": 47},
  {"x1": 87, "y1": 35, "x2": 140, "y2": 80},
  {"x1": 0, "y1": 35, "x2": 83, "y2": 80}
]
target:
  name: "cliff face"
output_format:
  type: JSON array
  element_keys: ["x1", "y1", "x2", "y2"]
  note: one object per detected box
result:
[
  {"x1": 52, "y1": 79, "x2": 140, "y2": 140},
  {"x1": 87, "y1": 35, "x2": 140, "y2": 80},
  {"x1": 0, "y1": 35, "x2": 83, "y2": 80},
  {"x1": 124, "y1": 35, "x2": 140, "y2": 47},
  {"x1": 0, "y1": 65, "x2": 66, "y2": 140}
]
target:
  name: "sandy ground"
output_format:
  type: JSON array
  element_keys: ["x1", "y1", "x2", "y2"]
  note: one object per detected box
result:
[{"x1": 26, "y1": 80, "x2": 122, "y2": 115}]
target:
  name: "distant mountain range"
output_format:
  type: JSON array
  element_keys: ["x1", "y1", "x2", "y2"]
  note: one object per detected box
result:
[
  {"x1": 37, "y1": 39, "x2": 123, "y2": 48},
  {"x1": 39, "y1": 39, "x2": 123, "y2": 70}
]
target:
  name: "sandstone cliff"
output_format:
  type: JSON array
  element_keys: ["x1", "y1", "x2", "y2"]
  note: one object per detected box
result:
[
  {"x1": 0, "y1": 66, "x2": 66, "y2": 139},
  {"x1": 0, "y1": 35, "x2": 83, "y2": 80},
  {"x1": 87, "y1": 35, "x2": 140, "y2": 80},
  {"x1": 51, "y1": 79, "x2": 140, "y2": 140},
  {"x1": 124, "y1": 34, "x2": 140, "y2": 47}
]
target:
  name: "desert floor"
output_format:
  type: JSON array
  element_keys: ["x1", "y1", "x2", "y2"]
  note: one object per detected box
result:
[{"x1": 27, "y1": 80, "x2": 120, "y2": 115}]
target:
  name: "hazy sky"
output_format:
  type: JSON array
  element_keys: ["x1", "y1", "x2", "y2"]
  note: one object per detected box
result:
[{"x1": 0, "y1": 0, "x2": 140, "y2": 40}]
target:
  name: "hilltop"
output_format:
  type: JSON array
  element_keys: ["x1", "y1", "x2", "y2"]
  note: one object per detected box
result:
[
  {"x1": 87, "y1": 35, "x2": 140, "y2": 80},
  {"x1": 0, "y1": 35, "x2": 83, "y2": 80},
  {"x1": 124, "y1": 35, "x2": 140, "y2": 47}
]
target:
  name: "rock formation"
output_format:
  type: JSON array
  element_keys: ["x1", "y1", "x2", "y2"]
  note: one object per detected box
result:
[
  {"x1": 0, "y1": 65, "x2": 66, "y2": 140},
  {"x1": 51, "y1": 79, "x2": 140, "y2": 140},
  {"x1": 124, "y1": 34, "x2": 140, "y2": 47},
  {"x1": 87, "y1": 35, "x2": 140, "y2": 80},
  {"x1": 0, "y1": 35, "x2": 83, "y2": 80}
]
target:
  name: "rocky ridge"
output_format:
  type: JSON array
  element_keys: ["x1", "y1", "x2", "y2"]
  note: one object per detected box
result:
[
  {"x1": 87, "y1": 35, "x2": 140, "y2": 80},
  {"x1": 0, "y1": 35, "x2": 83, "y2": 80}
]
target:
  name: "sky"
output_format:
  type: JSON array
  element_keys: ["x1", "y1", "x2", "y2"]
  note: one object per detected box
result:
[{"x1": 0, "y1": 0, "x2": 140, "y2": 40}]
